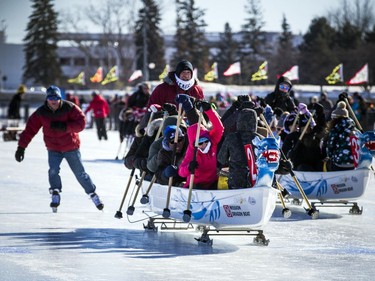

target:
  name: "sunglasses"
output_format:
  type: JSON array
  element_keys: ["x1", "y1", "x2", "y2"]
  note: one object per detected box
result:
[
  {"x1": 279, "y1": 84, "x2": 290, "y2": 91},
  {"x1": 47, "y1": 96, "x2": 61, "y2": 101},
  {"x1": 198, "y1": 140, "x2": 209, "y2": 146},
  {"x1": 169, "y1": 137, "x2": 183, "y2": 144}
]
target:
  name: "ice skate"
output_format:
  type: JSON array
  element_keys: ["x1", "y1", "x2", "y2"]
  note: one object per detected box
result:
[
  {"x1": 49, "y1": 189, "x2": 60, "y2": 213},
  {"x1": 90, "y1": 193, "x2": 104, "y2": 210}
]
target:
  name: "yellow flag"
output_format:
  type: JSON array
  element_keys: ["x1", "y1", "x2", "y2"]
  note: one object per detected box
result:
[
  {"x1": 325, "y1": 63, "x2": 343, "y2": 84},
  {"x1": 204, "y1": 62, "x2": 218, "y2": 82},
  {"x1": 251, "y1": 61, "x2": 268, "y2": 81},
  {"x1": 67, "y1": 72, "x2": 85, "y2": 85},
  {"x1": 101, "y1": 66, "x2": 118, "y2": 85},
  {"x1": 158, "y1": 64, "x2": 169, "y2": 80}
]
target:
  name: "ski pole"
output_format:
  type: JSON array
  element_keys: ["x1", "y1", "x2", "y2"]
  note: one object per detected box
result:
[
  {"x1": 163, "y1": 103, "x2": 183, "y2": 218},
  {"x1": 183, "y1": 107, "x2": 203, "y2": 223},
  {"x1": 115, "y1": 139, "x2": 124, "y2": 160},
  {"x1": 126, "y1": 170, "x2": 147, "y2": 215},
  {"x1": 260, "y1": 114, "x2": 319, "y2": 219},
  {"x1": 140, "y1": 111, "x2": 168, "y2": 204},
  {"x1": 125, "y1": 111, "x2": 157, "y2": 215},
  {"x1": 114, "y1": 168, "x2": 135, "y2": 219},
  {"x1": 275, "y1": 179, "x2": 292, "y2": 219}
]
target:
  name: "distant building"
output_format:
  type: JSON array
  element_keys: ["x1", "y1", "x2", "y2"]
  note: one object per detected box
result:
[{"x1": 0, "y1": 30, "x2": 302, "y2": 89}]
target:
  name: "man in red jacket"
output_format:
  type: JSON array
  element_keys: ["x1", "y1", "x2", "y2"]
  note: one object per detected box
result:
[
  {"x1": 15, "y1": 85, "x2": 104, "y2": 212},
  {"x1": 84, "y1": 91, "x2": 110, "y2": 140}
]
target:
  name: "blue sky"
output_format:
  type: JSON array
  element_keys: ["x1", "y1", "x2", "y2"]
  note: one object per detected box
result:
[{"x1": 0, "y1": 0, "x2": 361, "y2": 44}]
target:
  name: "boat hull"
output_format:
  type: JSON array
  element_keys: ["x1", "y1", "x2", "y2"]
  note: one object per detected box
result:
[
  {"x1": 142, "y1": 182, "x2": 279, "y2": 229},
  {"x1": 278, "y1": 168, "x2": 371, "y2": 201}
]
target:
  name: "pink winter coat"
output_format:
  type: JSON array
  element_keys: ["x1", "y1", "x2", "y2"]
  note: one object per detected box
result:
[{"x1": 178, "y1": 109, "x2": 224, "y2": 189}]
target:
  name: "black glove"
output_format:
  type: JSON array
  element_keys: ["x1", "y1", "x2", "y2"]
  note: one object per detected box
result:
[
  {"x1": 238, "y1": 95, "x2": 250, "y2": 103},
  {"x1": 273, "y1": 107, "x2": 283, "y2": 118},
  {"x1": 163, "y1": 103, "x2": 178, "y2": 115},
  {"x1": 254, "y1": 106, "x2": 264, "y2": 116},
  {"x1": 50, "y1": 121, "x2": 67, "y2": 131},
  {"x1": 241, "y1": 101, "x2": 255, "y2": 109},
  {"x1": 275, "y1": 159, "x2": 293, "y2": 175},
  {"x1": 188, "y1": 160, "x2": 199, "y2": 174},
  {"x1": 232, "y1": 100, "x2": 241, "y2": 109},
  {"x1": 163, "y1": 165, "x2": 178, "y2": 178},
  {"x1": 195, "y1": 100, "x2": 211, "y2": 111},
  {"x1": 176, "y1": 94, "x2": 194, "y2": 112},
  {"x1": 15, "y1": 146, "x2": 25, "y2": 162},
  {"x1": 338, "y1": 92, "x2": 348, "y2": 101},
  {"x1": 257, "y1": 97, "x2": 267, "y2": 108},
  {"x1": 133, "y1": 157, "x2": 148, "y2": 172}
]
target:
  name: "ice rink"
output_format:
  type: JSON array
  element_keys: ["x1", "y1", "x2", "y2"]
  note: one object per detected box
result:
[{"x1": 1, "y1": 128, "x2": 375, "y2": 281}]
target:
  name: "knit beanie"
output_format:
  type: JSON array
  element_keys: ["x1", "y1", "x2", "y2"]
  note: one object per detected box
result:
[
  {"x1": 163, "y1": 125, "x2": 184, "y2": 141},
  {"x1": 17, "y1": 84, "x2": 27, "y2": 94},
  {"x1": 175, "y1": 60, "x2": 193, "y2": 77},
  {"x1": 46, "y1": 85, "x2": 62, "y2": 99},
  {"x1": 331, "y1": 101, "x2": 349, "y2": 119}
]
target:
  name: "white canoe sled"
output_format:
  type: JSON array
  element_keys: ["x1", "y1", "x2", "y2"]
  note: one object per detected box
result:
[
  {"x1": 141, "y1": 136, "x2": 282, "y2": 230},
  {"x1": 279, "y1": 130, "x2": 375, "y2": 210},
  {"x1": 141, "y1": 182, "x2": 279, "y2": 229},
  {"x1": 278, "y1": 168, "x2": 371, "y2": 201}
]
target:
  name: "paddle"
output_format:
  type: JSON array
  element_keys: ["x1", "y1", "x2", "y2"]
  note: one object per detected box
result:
[
  {"x1": 162, "y1": 103, "x2": 183, "y2": 218},
  {"x1": 120, "y1": 111, "x2": 154, "y2": 216},
  {"x1": 140, "y1": 110, "x2": 168, "y2": 204},
  {"x1": 114, "y1": 167, "x2": 135, "y2": 219},
  {"x1": 182, "y1": 107, "x2": 204, "y2": 223},
  {"x1": 260, "y1": 113, "x2": 319, "y2": 219}
]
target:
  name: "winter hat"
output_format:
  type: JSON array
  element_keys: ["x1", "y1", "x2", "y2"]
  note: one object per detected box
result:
[
  {"x1": 277, "y1": 76, "x2": 292, "y2": 88},
  {"x1": 175, "y1": 59, "x2": 193, "y2": 77},
  {"x1": 197, "y1": 131, "x2": 210, "y2": 143},
  {"x1": 46, "y1": 85, "x2": 62, "y2": 99},
  {"x1": 17, "y1": 84, "x2": 27, "y2": 94},
  {"x1": 163, "y1": 125, "x2": 184, "y2": 141},
  {"x1": 331, "y1": 101, "x2": 349, "y2": 119}
]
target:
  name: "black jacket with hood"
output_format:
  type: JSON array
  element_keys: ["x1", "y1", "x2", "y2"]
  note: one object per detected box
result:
[
  {"x1": 264, "y1": 76, "x2": 296, "y2": 112},
  {"x1": 217, "y1": 109, "x2": 258, "y2": 189}
]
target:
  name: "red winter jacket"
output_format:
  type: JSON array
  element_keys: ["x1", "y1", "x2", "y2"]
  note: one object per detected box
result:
[
  {"x1": 178, "y1": 109, "x2": 224, "y2": 189},
  {"x1": 18, "y1": 101, "x2": 86, "y2": 152},
  {"x1": 147, "y1": 72, "x2": 204, "y2": 107},
  {"x1": 84, "y1": 94, "x2": 110, "y2": 118}
]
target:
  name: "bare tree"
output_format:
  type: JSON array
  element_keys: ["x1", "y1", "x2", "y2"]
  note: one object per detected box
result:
[{"x1": 59, "y1": 0, "x2": 139, "y2": 87}]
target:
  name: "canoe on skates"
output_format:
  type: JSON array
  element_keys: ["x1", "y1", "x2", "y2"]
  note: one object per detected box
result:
[
  {"x1": 140, "y1": 136, "x2": 281, "y2": 229},
  {"x1": 278, "y1": 130, "x2": 375, "y2": 213}
]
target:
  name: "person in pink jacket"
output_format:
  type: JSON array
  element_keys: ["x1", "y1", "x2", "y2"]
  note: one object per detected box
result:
[
  {"x1": 176, "y1": 94, "x2": 224, "y2": 190},
  {"x1": 84, "y1": 91, "x2": 110, "y2": 140}
]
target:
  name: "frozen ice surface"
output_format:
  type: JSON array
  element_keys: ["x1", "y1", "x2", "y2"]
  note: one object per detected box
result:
[{"x1": 1, "y1": 129, "x2": 375, "y2": 281}]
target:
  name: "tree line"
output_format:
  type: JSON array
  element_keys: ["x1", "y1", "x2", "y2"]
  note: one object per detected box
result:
[{"x1": 21, "y1": 0, "x2": 375, "y2": 88}]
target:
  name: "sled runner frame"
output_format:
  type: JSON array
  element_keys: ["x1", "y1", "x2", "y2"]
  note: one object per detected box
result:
[
  {"x1": 143, "y1": 216, "x2": 194, "y2": 232},
  {"x1": 310, "y1": 200, "x2": 363, "y2": 214},
  {"x1": 142, "y1": 215, "x2": 269, "y2": 246},
  {"x1": 195, "y1": 225, "x2": 270, "y2": 246}
]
